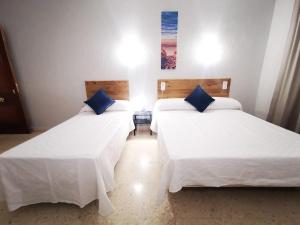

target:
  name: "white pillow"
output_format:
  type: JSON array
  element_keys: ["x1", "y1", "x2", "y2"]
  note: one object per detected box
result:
[
  {"x1": 154, "y1": 97, "x2": 242, "y2": 111},
  {"x1": 79, "y1": 104, "x2": 93, "y2": 113},
  {"x1": 106, "y1": 100, "x2": 132, "y2": 111},
  {"x1": 79, "y1": 100, "x2": 132, "y2": 113},
  {"x1": 206, "y1": 97, "x2": 242, "y2": 111},
  {"x1": 155, "y1": 98, "x2": 196, "y2": 111}
]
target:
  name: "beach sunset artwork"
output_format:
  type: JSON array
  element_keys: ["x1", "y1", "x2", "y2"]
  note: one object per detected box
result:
[{"x1": 161, "y1": 11, "x2": 178, "y2": 70}]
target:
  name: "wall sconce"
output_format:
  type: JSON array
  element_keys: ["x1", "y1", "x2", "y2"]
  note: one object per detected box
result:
[
  {"x1": 116, "y1": 33, "x2": 146, "y2": 69},
  {"x1": 160, "y1": 81, "x2": 166, "y2": 97},
  {"x1": 194, "y1": 33, "x2": 223, "y2": 66},
  {"x1": 222, "y1": 81, "x2": 228, "y2": 90}
]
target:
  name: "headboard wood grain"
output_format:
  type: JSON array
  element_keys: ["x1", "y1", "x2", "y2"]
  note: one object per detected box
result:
[
  {"x1": 157, "y1": 78, "x2": 231, "y2": 99},
  {"x1": 85, "y1": 80, "x2": 129, "y2": 100}
]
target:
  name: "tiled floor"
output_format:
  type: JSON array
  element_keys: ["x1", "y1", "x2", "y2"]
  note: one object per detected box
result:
[{"x1": 0, "y1": 130, "x2": 300, "y2": 225}]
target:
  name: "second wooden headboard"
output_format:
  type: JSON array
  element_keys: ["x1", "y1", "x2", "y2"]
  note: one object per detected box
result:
[
  {"x1": 85, "y1": 80, "x2": 129, "y2": 100},
  {"x1": 157, "y1": 78, "x2": 231, "y2": 99}
]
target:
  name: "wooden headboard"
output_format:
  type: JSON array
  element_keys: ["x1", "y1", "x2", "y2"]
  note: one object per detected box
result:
[
  {"x1": 157, "y1": 78, "x2": 231, "y2": 99},
  {"x1": 85, "y1": 80, "x2": 129, "y2": 100}
]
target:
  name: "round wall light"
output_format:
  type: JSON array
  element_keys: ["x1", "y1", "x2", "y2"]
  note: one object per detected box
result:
[
  {"x1": 194, "y1": 33, "x2": 223, "y2": 66},
  {"x1": 116, "y1": 33, "x2": 146, "y2": 69}
]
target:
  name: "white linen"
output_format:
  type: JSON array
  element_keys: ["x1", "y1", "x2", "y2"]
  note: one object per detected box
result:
[
  {"x1": 0, "y1": 110, "x2": 134, "y2": 216},
  {"x1": 156, "y1": 109, "x2": 300, "y2": 202}
]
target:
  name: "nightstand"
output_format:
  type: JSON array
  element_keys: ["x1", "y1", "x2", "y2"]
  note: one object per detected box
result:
[{"x1": 133, "y1": 111, "x2": 152, "y2": 135}]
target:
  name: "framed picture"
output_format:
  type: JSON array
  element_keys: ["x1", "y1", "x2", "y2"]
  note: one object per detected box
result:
[{"x1": 161, "y1": 11, "x2": 178, "y2": 70}]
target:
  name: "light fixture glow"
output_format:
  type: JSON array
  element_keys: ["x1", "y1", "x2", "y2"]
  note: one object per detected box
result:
[
  {"x1": 116, "y1": 33, "x2": 146, "y2": 69},
  {"x1": 139, "y1": 156, "x2": 150, "y2": 169},
  {"x1": 131, "y1": 94, "x2": 146, "y2": 111},
  {"x1": 133, "y1": 182, "x2": 143, "y2": 194},
  {"x1": 195, "y1": 33, "x2": 223, "y2": 66}
]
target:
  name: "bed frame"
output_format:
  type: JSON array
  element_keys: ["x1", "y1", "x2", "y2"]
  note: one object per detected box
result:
[
  {"x1": 85, "y1": 80, "x2": 129, "y2": 100},
  {"x1": 157, "y1": 78, "x2": 231, "y2": 99}
]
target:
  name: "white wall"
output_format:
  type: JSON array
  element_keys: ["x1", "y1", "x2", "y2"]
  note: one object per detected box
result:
[
  {"x1": 0, "y1": 0, "x2": 274, "y2": 129},
  {"x1": 255, "y1": 0, "x2": 295, "y2": 119}
]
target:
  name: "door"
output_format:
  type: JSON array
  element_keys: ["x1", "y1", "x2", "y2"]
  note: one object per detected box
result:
[{"x1": 0, "y1": 27, "x2": 29, "y2": 133}]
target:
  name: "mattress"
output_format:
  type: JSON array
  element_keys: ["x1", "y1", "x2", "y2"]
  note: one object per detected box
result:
[
  {"x1": 153, "y1": 110, "x2": 300, "y2": 202},
  {"x1": 0, "y1": 110, "x2": 134, "y2": 216}
]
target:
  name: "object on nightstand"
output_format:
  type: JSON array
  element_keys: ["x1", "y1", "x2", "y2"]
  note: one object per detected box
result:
[{"x1": 133, "y1": 111, "x2": 152, "y2": 135}]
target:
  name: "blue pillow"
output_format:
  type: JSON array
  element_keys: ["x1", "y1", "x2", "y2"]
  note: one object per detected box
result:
[
  {"x1": 184, "y1": 85, "x2": 215, "y2": 112},
  {"x1": 84, "y1": 90, "x2": 115, "y2": 115}
]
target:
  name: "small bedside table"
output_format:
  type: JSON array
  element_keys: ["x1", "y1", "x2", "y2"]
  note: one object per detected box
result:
[{"x1": 133, "y1": 111, "x2": 152, "y2": 135}]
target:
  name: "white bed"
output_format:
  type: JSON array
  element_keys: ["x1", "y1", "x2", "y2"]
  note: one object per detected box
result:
[
  {"x1": 151, "y1": 98, "x2": 300, "y2": 202},
  {"x1": 0, "y1": 109, "x2": 134, "y2": 215},
  {"x1": 0, "y1": 80, "x2": 134, "y2": 216}
]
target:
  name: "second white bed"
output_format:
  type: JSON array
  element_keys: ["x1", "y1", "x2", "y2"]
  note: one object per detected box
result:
[{"x1": 151, "y1": 99, "x2": 300, "y2": 201}]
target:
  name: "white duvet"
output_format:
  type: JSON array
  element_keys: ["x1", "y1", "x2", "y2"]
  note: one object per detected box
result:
[
  {"x1": 152, "y1": 108, "x2": 300, "y2": 202},
  {"x1": 0, "y1": 110, "x2": 134, "y2": 215}
]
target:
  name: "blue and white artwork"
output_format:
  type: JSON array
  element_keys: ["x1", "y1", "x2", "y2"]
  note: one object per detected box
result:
[{"x1": 161, "y1": 11, "x2": 178, "y2": 70}]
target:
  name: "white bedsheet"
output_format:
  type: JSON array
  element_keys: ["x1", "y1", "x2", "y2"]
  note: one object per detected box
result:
[
  {"x1": 0, "y1": 110, "x2": 134, "y2": 216},
  {"x1": 153, "y1": 110, "x2": 300, "y2": 202}
]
